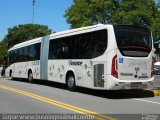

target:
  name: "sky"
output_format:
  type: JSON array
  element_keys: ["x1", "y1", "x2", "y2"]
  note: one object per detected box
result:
[
  {"x1": 0, "y1": 0, "x2": 159, "y2": 41},
  {"x1": 0, "y1": 0, "x2": 73, "y2": 41}
]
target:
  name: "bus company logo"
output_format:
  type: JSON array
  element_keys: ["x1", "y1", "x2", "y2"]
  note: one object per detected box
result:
[
  {"x1": 32, "y1": 61, "x2": 40, "y2": 66},
  {"x1": 69, "y1": 60, "x2": 83, "y2": 66},
  {"x1": 120, "y1": 72, "x2": 134, "y2": 76},
  {"x1": 125, "y1": 61, "x2": 147, "y2": 69}
]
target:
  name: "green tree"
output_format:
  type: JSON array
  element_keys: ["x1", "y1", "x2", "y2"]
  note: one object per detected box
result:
[
  {"x1": 150, "y1": 15, "x2": 160, "y2": 39},
  {"x1": 150, "y1": 0, "x2": 160, "y2": 39},
  {"x1": 0, "y1": 24, "x2": 52, "y2": 62},
  {"x1": 64, "y1": 0, "x2": 116, "y2": 28},
  {"x1": 110, "y1": 0, "x2": 158, "y2": 27},
  {"x1": 2, "y1": 24, "x2": 52, "y2": 49},
  {"x1": 0, "y1": 42, "x2": 7, "y2": 63},
  {"x1": 65, "y1": 0, "x2": 160, "y2": 39}
]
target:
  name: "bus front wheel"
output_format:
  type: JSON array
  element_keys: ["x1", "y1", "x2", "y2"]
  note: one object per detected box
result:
[
  {"x1": 9, "y1": 70, "x2": 13, "y2": 80},
  {"x1": 66, "y1": 74, "x2": 76, "y2": 91}
]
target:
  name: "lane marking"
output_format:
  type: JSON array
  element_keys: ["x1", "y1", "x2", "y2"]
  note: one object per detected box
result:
[
  {"x1": 0, "y1": 84, "x2": 117, "y2": 120},
  {"x1": 134, "y1": 99, "x2": 160, "y2": 105}
]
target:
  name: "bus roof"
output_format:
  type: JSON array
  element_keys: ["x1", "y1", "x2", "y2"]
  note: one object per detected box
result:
[
  {"x1": 49, "y1": 23, "x2": 106, "y2": 39},
  {"x1": 113, "y1": 24, "x2": 150, "y2": 32},
  {"x1": 8, "y1": 37, "x2": 42, "y2": 51}
]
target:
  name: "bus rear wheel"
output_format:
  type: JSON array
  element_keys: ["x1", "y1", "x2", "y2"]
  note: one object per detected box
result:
[
  {"x1": 66, "y1": 73, "x2": 76, "y2": 91},
  {"x1": 28, "y1": 71, "x2": 34, "y2": 83}
]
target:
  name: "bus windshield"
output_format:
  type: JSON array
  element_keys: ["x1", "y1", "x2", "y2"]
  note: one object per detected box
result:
[{"x1": 114, "y1": 26, "x2": 152, "y2": 57}]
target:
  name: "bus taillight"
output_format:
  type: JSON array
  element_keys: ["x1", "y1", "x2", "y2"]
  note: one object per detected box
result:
[{"x1": 111, "y1": 55, "x2": 118, "y2": 78}]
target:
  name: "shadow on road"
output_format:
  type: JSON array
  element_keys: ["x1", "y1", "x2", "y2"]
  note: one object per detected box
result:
[
  {"x1": 77, "y1": 88, "x2": 155, "y2": 99},
  {"x1": 10, "y1": 78, "x2": 155, "y2": 99}
]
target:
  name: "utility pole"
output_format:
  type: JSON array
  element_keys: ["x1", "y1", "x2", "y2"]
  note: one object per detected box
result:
[{"x1": 32, "y1": 0, "x2": 36, "y2": 24}]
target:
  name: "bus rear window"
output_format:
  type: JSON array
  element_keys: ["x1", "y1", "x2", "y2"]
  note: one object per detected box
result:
[{"x1": 114, "y1": 26, "x2": 152, "y2": 57}]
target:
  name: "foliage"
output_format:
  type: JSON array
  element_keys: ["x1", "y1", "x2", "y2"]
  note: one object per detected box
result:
[
  {"x1": 150, "y1": 15, "x2": 160, "y2": 39},
  {"x1": 2, "y1": 24, "x2": 52, "y2": 49},
  {"x1": 110, "y1": 0, "x2": 158, "y2": 26},
  {"x1": 64, "y1": 0, "x2": 115, "y2": 28},
  {"x1": 0, "y1": 42, "x2": 7, "y2": 63},
  {"x1": 0, "y1": 24, "x2": 52, "y2": 62},
  {"x1": 65, "y1": 0, "x2": 160, "y2": 39},
  {"x1": 150, "y1": 0, "x2": 160, "y2": 39}
]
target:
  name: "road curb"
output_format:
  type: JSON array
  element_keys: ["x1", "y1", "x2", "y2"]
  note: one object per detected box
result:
[{"x1": 152, "y1": 90, "x2": 160, "y2": 96}]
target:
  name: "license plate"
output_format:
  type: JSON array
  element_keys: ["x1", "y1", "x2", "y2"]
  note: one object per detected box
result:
[{"x1": 131, "y1": 82, "x2": 142, "y2": 89}]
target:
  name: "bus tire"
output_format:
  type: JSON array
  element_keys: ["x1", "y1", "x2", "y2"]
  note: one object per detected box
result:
[
  {"x1": 66, "y1": 73, "x2": 76, "y2": 91},
  {"x1": 10, "y1": 70, "x2": 13, "y2": 80},
  {"x1": 28, "y1": 70, "x2": 34, "y2": 83}
]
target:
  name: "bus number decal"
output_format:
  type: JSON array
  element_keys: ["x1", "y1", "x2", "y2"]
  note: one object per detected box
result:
[
  {"x1": 68, "y1": 60, "x2": 83, "y2": 66},
  {"x1": 32, "y1": 61, "x2": 40, "y2": 66}
]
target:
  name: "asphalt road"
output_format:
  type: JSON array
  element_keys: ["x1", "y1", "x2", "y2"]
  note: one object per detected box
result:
[{"x1": 0, "y1": 77, "x2": 160, "y2": 120}]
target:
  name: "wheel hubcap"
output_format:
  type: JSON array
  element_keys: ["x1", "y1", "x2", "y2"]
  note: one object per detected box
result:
[
  {"x1": 68, "y1": 76, "x2": 74, "y2": 88},
  {"x1": 29, "y1": 73, "x2": 33, "y2": 81}
]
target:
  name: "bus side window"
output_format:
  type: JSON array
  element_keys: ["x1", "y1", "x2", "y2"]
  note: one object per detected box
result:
[
  {"x1": 48, "y1": 40, "x2": 54, "y2": 59},
  {"x1": 91, "y1": 30, "x2": 107, "y2": 58},
  {"x1": 24, "y1": 46, "x2": 29, "y2": 61},
  {"x1": 35, "y1": 43, "x2": 41, "y2": 60}
]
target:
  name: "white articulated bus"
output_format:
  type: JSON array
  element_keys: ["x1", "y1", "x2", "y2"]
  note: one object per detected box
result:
[{"x1": 5, "y1": 24, "x2": 154, "y2": 90}]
